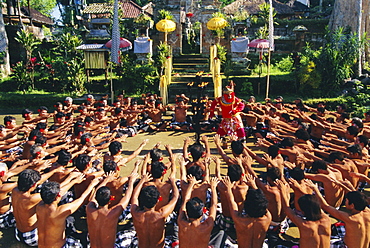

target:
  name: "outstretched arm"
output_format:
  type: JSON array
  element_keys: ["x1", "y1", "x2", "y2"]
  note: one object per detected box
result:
[
  {"x1": 208, "y1": 177, "x2": 219, "y2": 221},
  {"x1": 159, "y1": 177, "x2": 179, "y2": 218},
  {"x1": 222, "y1": 177, "x2": 239, "y2": 219},
  {"x1": 126, "y1": 139, "x2": 149, "y2": 164}
]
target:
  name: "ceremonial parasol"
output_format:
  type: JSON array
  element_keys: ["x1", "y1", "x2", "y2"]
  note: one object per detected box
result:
[
  {"x1": 206, "y1": 17, "x2": 228, "y2": 30},
  {"x1": 105, "y1": 38, "x2": 132, "y2": 51},
  {"x1": 156, "y1": 19, "x2": 176, "y2": 44}
]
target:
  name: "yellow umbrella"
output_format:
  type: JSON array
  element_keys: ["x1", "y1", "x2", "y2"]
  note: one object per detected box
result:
[
  {"x1": 206, "y1": 17, "x2": 228, "y2": 30},
  {"x1": 156, "y1": 19, "x2": 176, "y2": 43}
]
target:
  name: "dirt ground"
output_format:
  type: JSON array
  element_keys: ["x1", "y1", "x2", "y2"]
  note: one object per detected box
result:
[{"x1": 0, "y1": 114, "x2": 368, "y2": 247}]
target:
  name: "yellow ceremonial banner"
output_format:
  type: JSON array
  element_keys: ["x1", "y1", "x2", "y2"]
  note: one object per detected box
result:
[{"x1": 214, "y1": 58, "x2": 222, "y2": 98}]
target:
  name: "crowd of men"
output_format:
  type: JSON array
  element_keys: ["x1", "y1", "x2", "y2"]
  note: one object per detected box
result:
[{"x1": 0, "y1": 92, "x2": 369, "y2": 248}]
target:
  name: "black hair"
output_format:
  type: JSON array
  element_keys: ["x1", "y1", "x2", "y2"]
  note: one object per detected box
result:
[
  {"x1": 139, "y1": 185, "x2": 160, "y2": 209},
  {"x1": 40, "y1": 181, "x2": 60, "y2": 204},
  {"x1": 96, "y1": 107, "x2": 105, "y2": 112},
  {"x1": 189, "y1": 143, "x2": 204, "y2": 162},
  {"x1": 28, "y1": 129, "x2": 42, "y2": 141},
  {"x1": 114, "y1": 108, "x2": 123, "y2": 115},
  {"x1": 109, "y1": 141, "x2": 122, "y2": 156},
  {"x1": 74, "y1": 154, "x2": 91, "y2": 172},
  {"x1": 340, "y1": 113, "x2": 350, "y2": 120},
  {"x1": 186, "y1": 197, "x2": 204, "y2": 219},
  {"x1": 22, "y1": 108, "x2": 33, "y2": 118},
  {"x1": 56, "y1": 150, "x2": 72, "y2": 166},
  {"x1": 30, "y1": 145, "x2": 42, "y2": 158},
  {"x1": 176, "y1": 97, "x2": 184, "y2": 102},
  {"x1": 36, "y1": 122, "x2": 47, "y2": 130},
  {"x1": 81, "y1": 133, "x2": 92, "y2": 145},
  {"x1": 346, "y1": 191, "x2": 368, "y2": 211},
  {"x1": 347, "y1": 126, "x2": 359, "y2": 137},
  {"x1": 268, "y1": 145, "x2": 280, "y2": 159},
  {"x1": 357, "y1": 135, "x2": 369, "y2": 147},
  {"x1": 311, "y1": 160, "x2": 327, "y2": 173},
  {"x1": 281, "y1": 113, "x2": 291, "y2": 122},
  {"x1": 55, "y1": 112, "x2": 65, "y2": 119},
  {"x1": 298, "y1": 194, "x2": 322, "y2": 221},
  {"x1": 244, "y1": 189, "x2": 268, "y2": 218},
  {"x1": 266, "y1": 167, "x2": 281, "y2": 181},
  {"x1": 35, "y1": 136, "x2": 47, "y2": 146},
  {"x1": 279, "y1": 137, "x2": 294, "y2": 148},
  {"x1": 103, "y1": 160, "x2": 117, "y2": 173},
  {"x1": 327, "y1": 151, "x2": 344, "y2": 163},
  {"x1": 352, "y1": 117, "x2": 363, "y2": 129},
  {"x1": 18, "y1": 169, "x2": 41, "y2": 192},
  {"x1": 338, "y1": 103, "x2": 347, "y2": 111},
  {"x1": 84, "y1": 117, "x2": 94, "y2": 124},
  {"x1": 96, "y1": 186, "x2": 111, "y2": 206},
  {"x1": 150, "y1": 149, "x2": 163, "y2": 162},
  {"x1": 4, "y1": 116, "x2": 15, "y2": 125},
  {"x1": 295, "y1": 129, "x2": 310, "y2": 141},
  {"x1": 309, "y1": 114, "x2": 318, "y2": 120},
  {"x1": 38, "y1": 106, "x2": 48, "y2": 112},
  {"x1": 74, "y1": 126, "x2": 85, "y2": 137},
  {"x1": 289, "y1": 168, "x2": 305, "y2": 181},
  {"x1": 347, "y1": 144, "x2": 362, "y2": 156},
  {"x1": 231, "y1": 140, "x2": 244, "y2": 155},
  {"x1": 187, "y1": 165, "x2": 204, "y2": 181},
  {"x1": 326, "y1": 117, "x2": 335, "y2": 123},
  {"x1": 317, "y1": 107, "x2": 326, "y2": 113},
  {"x1": 151, "y1": 161, "x2": 166, "y2": 179},
  {"x1": 228, "y1": 164, "x2": 242, "y2": 182}
]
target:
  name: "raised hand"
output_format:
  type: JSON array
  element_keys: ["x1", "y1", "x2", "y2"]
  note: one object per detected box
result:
[
  {"x1": 243, "y1": 174, "x2": 257, "y2": 189},
  {"x1": 141, "y1": 173, "x2": 153, "y2": 182},
  {"x1": 209, "y1": 177, "x2": 219, "y2": 188},
  {"x1": 187, "y1": 175, "x2": 198, "y2": 185},
  {"x1": 129, "y1": 172, "x2": 139, "y2": 182},
  {"x1": 213, "y1": 134, "x2": 221, "y2": 146},
  {"x1": 222, "y1": 176, "x2": 233, "y2": 189}
]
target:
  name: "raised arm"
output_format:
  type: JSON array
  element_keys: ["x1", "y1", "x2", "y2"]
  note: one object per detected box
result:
[
  {"x1": 114, "y1": 172, "x2": 139, "y2": 210},
  {"x1": 200, "y1": 135, "x2": 210, "y2": 158},
  {"x1": 179, "y1": 175, "x2": 197, "y2": 220},
  {"x1": 208, "y1": 177, "x2": 219, "y2": 221},
  {"x1": 221, "y1": 176, "x2": 239, "y2": 219},
  {"x1": 305, "y1": 180, "x2": 350, "y2": 222},
  {"x1": 213, "y1": 156, "x2": 222, "y2": 179},
  {"x1": 159, "y1": 177, "x2": 179, "y2": 218},
  {"x1": 125, "y1": 139, "x2": 149, "y2": 164},
  {"x1": 213, "y1": 134, "x2": 232, "y2": 165},
  {"x1": 183, "y1": 137, "x2": 191, "y2": 161},
  {"x1": 276, "y1": 180, "x2": 303, "y2": 226},
  {"x1": 131, "y1": 173, "x2": 152, "y2": 209},
  {"x1": 179, "y1": 156, "x2": 187, "y2": 181}
]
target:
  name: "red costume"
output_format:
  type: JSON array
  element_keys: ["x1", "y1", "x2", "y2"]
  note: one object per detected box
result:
[{"x1": 210, "y1": 91, "x2": 245, "y2": 139}]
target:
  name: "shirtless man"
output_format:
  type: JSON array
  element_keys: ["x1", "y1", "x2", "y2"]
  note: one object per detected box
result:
[
  {"x1": 276, "y1": 180, "x2": 331, "y2": 248},
  {"x1": 169, "y1": 97, "x2": 191, "y2": 131},
  {"x1": 222, "y1": 176, "x2": 271, "y2": 248},
  {"x1": 36, "y1": 177, "x2": 100, "y2": 248},
  {"x1": 183, "y1": 135, "x2": 210, "y2": 171},
  {"x1": 215, "y1": 159, "x2": 249, "y2": 232},
  {"x1": 288, "y1": 168, "x2": 313, "y2": 212},
  {"x1": 305, "y1": 160, "x2": 344, "y2": 208},
  {"x1": 179, "y1": 156, "x2": 210, "y2": 204},
  {"x1": 12, "y1": 168, "x2": 70, "y2": 246},
  {"x1": 103, "y1": 139, "x2": 148, "y2": 167},
  {"x1": 307, "y1": 181, "x2": 370, "y2": 248},
  {"x1": 143, "y1": 153, "x2": 176, "y2": 210},
  {"x1": 177, "y1": 176, "x2": 218, "y2": 248},
  {"x1": 86, "y1": 172, "x2": 138, "y2": 248},
  {"x1": 145, "y1": 99, "x2": 167, "y2": 131},
  {"x1": 131, "y1": 173, "x2": 179, "y2": 248}
]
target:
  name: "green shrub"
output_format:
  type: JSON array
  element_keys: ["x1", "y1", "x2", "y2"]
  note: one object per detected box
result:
[{"x1": 275, "y1": 56, "x2": 293, "y2": 72}]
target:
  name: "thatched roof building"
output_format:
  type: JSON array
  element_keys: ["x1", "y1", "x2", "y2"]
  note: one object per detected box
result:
[{"x1": 223, "y1": 0, "x2": 295, "y2": 18}]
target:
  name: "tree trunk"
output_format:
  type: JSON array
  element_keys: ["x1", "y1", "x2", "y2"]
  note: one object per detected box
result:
[
  {"x1": 0, "y1": 10, "x2": 10, "y2": 77},
  {"x1": 329, "y1": 0, "x2": 369, "y2": 76}
]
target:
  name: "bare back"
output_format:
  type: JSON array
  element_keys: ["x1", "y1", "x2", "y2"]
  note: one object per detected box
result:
[
  {"x1": 344, "y1": 208, "x2": 370, "y2": 248},
  {"x1": 296, "y1": 214, "x2": 331, "y2": 248},
  {"x1": 218, "y1": 182, "x2": 248, "y2": 217},
  {"x1": 12, "y1": 188, "x2": 39, "y2": 232},
  {"x1": 86, "y1": 203, "x2": 122, "y2": 248},
  {"x1": 233, "y1": 211, "x2": 272, "y2": 248}
]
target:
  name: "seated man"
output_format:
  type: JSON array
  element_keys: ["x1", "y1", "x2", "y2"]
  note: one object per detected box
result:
[
  {"x1": 222, "y1": 176, "x2": 271, "y2": 248},
  {"x1": 86, "y1": 173, "x2": 138, "y2": 248},
  {"x1": 131, "y1": 173, "x2": 179, "y2": 248},
  {"x1": 276, "y1": 180, "x2": 331, "y2": 248},
  {"x1": 36, "y1": 177, "x2": 100, "y2": 248},
  {"x1": 308, "y1": 181, "x2": 370, "y2": 248},
  {"x1": 177, "y1": 176, "x2": 218, "y2": 248}
]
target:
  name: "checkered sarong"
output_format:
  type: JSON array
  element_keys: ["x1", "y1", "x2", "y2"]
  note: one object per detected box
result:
[
  {"x1": 115, "y1": 229, "x2": 136, "y2": 248},
  {"x1": 330, "y1": 222, "x2": 347, "y2": 248},
  {"x1": 15, "y1": 227, "x2": 38, "y2": 246},
  {"x1": 0, "y1": 209, "x2": 15, "y2": 229},
  {"x1": 63, "y1": 235, "x2": 83, "y2": 248},
  {"x1": 215, "y1": 213, "x2": 235, "y2": 232}
]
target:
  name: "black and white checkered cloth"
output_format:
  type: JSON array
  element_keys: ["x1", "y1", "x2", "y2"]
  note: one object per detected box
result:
[
  {"x1": 0, "y1": 209, "x2": 15, "y2": 229},
  {"x1": 330, "y1": 222, "x2": 346, "y2": 248},
  {"x1": 15, "y1": 227, "x2": 38, "y2": 246},
  {"x1": 62, "y1": 236, "x2": 83, "y2": 248},
  {"x1": 115, "y1": 229, "x2": 136, "y2": 248},
  {"x1": 215, "y1": 213, "x2": 235, "y2": 232}
]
